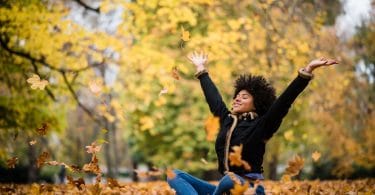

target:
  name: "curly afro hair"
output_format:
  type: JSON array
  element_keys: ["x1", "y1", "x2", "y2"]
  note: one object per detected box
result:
[{"x1": 233, "y1": 74, "x2": 276, "y2": 116}]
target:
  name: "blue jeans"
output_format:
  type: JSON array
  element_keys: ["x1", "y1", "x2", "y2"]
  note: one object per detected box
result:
[{"x1": 167, "y1": 169, "x2": 265, "y2": 195}]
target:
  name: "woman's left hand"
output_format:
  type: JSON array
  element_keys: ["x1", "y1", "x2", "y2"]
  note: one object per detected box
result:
[{"x1": 304, "y1": 57, "x2": 339, "y2": 73}]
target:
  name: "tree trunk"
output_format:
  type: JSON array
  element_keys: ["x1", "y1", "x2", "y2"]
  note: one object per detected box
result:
[
  {"x1": 268, "y1": 153, "x2": 278, "y2": 180},
  {"x1": 27, "y1": 140, "x2": 38, "y2": 183}
]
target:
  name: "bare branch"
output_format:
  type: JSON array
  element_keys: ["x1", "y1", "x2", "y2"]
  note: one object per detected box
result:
[
  {"x1": 61, "y1": 71, "x2": 102, "y2": 125},
  {"x1": 73, "y1": 0, "x2": 100, "y2": 13},
  {"x1": 0, "y1": 36, "x2": 99, "y2": 73}
]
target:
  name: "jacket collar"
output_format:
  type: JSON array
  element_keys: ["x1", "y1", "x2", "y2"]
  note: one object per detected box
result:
[{"x1": 229, "y1": 111, "x2": 258, "y2": 120}]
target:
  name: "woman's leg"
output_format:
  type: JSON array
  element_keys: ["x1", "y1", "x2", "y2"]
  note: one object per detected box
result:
[{"x1": 167, "y1": 169, "x2": 216, "y2": 195}]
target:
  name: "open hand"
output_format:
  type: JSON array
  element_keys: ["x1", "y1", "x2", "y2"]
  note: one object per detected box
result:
[
  {"x1": 187, "y1": 51, "x2": 208, "y2": 72},
  {"x1": 305, "y1": 57, "x2": 339, "y2": 73}
]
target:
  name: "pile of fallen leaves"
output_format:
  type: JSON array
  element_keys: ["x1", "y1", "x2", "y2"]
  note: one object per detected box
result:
[{"x1": 0, "y1": 179, "x2": 373, "y2": 194}]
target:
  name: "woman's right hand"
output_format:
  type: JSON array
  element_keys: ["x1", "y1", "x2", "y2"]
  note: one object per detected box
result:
[{"x1": 187, "y1": 51, "x2": 208, "y2": 72}]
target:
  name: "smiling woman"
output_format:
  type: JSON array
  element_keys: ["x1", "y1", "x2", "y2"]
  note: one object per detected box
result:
[{"x1": 166, "y1": 51, "x2": 338, "y2": 195}]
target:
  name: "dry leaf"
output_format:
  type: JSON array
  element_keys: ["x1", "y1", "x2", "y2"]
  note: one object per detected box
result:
[
  {"x1": 6, "y1": 157, "x2": 18, "y2": 169},
  {"x1": 229, "y1": 145, "x2": 243, "y2": 166},
  {"x1": 166, "y1": 168, "x2": 176, "y2": 180},
  {"x1": 46, "y1": 161, "x2": 60, "y2": 166},
  {"x1": 230, "y1": 181, "x2": 250, "y2": 195},
  {"x1": 27, "y1": 74, "x2": 49, "y2": 90},
  {"x1": 159, "y1": 88, "x2": 168, "y2": 96},
  {"x1": 228, "y1": 144, "x2": 252, "y2": 171},
  {"x1": 171, "y1": 66, "x2": 180, "y2": 80},
  {"x1": 67, "y1": 176, "x2": 85, "y2": 190},
  {"x1": 36, "y1": 123, "x2": 48, "y2": 136},
  {"x1": 201, "y1": 158, "x2": 208, "y2": 165},
  {"x1": 82, "y1": 155, "x2": 101, "y2": 174},
  {"x1": 107, "y1": 178, "x2": 121, "y2": 188},
  {"x1": 181, "y1": 27, "x2": 190, "y2": 41},
  {"x1": 37, "y1": 152, "x2": 50, "y2": 168},
  {"x1": 89, "y1": 80, "x2": 103, "y2": 95},
  {"x1": 29, "y1": 140, "x2": 37, "y2": 145},
  {"x1": 205, "y1": 116, "x2": 220, "y2": 141},
  {"x1": 312, "y1": 151, "x2": 321, "y2": 162},
  {"x1": 284, "y1": 154, "x2": 305, "y2": 177},
  {"x1": 85, "y1": 142, "x2": 102, "y2": 154}
]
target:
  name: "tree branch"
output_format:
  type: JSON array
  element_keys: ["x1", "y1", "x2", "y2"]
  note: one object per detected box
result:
[
  {"x1": 0, "y1": 36, "x2": 99, "y2": 73},
  {"x1": 0, "y1": 34, "x2": 103, "y2": 126},
  {"x1": 61, "y1": 71, "x2": 102, "y2": 125},
  {"x1": 73, "y1": 0, "x2": 100, "y2": 13}
]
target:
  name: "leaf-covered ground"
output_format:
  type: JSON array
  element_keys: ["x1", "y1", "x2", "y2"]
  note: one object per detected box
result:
[{"x1": 0, "y1": 179, "x2": 373, "y2": 195}]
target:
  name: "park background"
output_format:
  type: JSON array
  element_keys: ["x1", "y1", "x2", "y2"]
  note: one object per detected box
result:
[{"x1": 0, "y1": 0, "x2": 374, "y2": 188}]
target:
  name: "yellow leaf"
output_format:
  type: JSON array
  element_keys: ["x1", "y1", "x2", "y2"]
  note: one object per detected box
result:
[
  {"x1": 181, "y1": 26, "x2": 190, "y2": 41},
  {"x1": 205, "y1": 116, "x2": 219, "y2": 141},
  {"x1": 230, "y1": 181, "x2": 249, "y2": 195},
  {"x1": 27, "y1": 74, "x2": 49, "y2": 90},
  {"x1": 284, "y1": 154, "x2": 304, "y2": 177},
  {"x1": 312, "y1": 151, "x2": 321, "y2": 162}
]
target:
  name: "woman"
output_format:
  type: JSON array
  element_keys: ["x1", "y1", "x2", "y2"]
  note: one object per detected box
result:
[{"x1": 167, "y1": 51, "x2": 338, "y2": 195}]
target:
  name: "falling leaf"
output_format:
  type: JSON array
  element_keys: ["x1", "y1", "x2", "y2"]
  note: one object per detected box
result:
[
  {"x1": 201, "y1": 158, "x2": 208, "y2": 164},
  {"x1": 159, "y1": 88, "x2": 168, "y2": 96},
  {"x1": 89, "y1": 80, "x2": 103, "y2": 95},
  {"x1": 29, "y1": 140, "x2": 37, "y2": 145},
  {"x1": 36, "y1": 123, "x2": 48, "y2": 136},
  {"x1": 85, "y1": 142, "x2": 102, "y2": 154},
  {"x1": 205, "y1": 116, "x2": 220, "y2": 141},
  {"x1": 230, "y1": 181, "x2": 250, "y2": 195},
  {"x1": 67, "y1": 176, "x2": 85, "y2": 190},
  {"x1": 181, "y1": 27, "x2": 190, "y2": 41},
  {"x1": 6, "y1": 157, "x2": 18, "y2": 169},
  {"x1": 27, "y1": 74, "x2": 49, "y2": 90},
  {"x1": 284, "y1": 154, "x2": 305, "y2": 177},
  {"x1": 83, "y1": 155, "x2": 101, "y2": 174},
  {"x1": 166, "y1": 168, "x2": 176, "y2": 180},
  {"x1": 229, "y1": 145, "x2": 244, "y2": 167},
  {"x1": 171, "y1": 66, "x2": 180, "y2": 80},
  {"x1": 46, "y1": 161, "x2": 60, "y2": 166},
  {"x1": 228, "y1": 144, "x2": 252, "y2": 171},
  {"x1": 312, "y1": 151, "x2": 321, "y2": 162},
  {"x1": 284, "y1": 130, "x2": 294, "y2": 141},
  {"x1": 37, "y1": 152, "x2": 50, "y2": 168},
  {"x1": 66, "y1": 164, "x2": 82, "y2": 173}
]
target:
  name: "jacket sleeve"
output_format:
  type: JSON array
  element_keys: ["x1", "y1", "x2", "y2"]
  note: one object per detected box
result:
[
  {"x1": 198, "y1": 72, "x2": 229, "y2": 120},
  {"x1": 260, "y1": 75, "x2": 311, "y2": 140}
]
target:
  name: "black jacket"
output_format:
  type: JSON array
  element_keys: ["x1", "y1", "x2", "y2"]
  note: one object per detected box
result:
[{"x1": 198, "y1": 72, "x2": 311, "y2": 175}]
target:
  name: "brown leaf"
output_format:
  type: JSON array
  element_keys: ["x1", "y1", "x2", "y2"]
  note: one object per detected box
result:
[
  {"x1": 284, "y1": 154, "x2": 305, "y2": 177},
  {"x1": 205, "y1": 116, "x2": 220, "y2": 141},
  {"x1": 166, "y1": 168, "x2": 176, "y2": 180},
  {"x1": 67, "y1": 176, "x2": 85, "y2": 190},
  {"x1": 312, "y1": 151, "x2": 321, "y2": 162},
  {"x1": 36, "y1": 123, "x2": 48, "y2": 136},
  {"x1": 228, "y1": 144, "x2": 251, "y2": 171},
  {"x1": 29, "y1": 140, "x2": 37, "y2": 145},
  {"x1": 6, "y1": 157, "x2": 18, "y2": 169},
  {"x1": 37, "y1": 152, "x2": 50, "y2": 168},
  {"x1": 83, "y1": 155, "x2": 101, "y2": 174},
  {"x1": 107, "y1": 178, "x2": 121, "y2": 188},
  {"x1": 171, "y1": 66, "x2": 180, "y2": 80},
  {"x1": 85, "y1": 142, "x2": 102, "y2": 154},
  {"x1": 230, "y1": 181, "x2": 249, "y2": 195}
]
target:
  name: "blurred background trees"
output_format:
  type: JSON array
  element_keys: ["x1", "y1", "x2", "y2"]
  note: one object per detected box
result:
[{"x1": 0, "y1": 0, "x2": 373, "y2": 182}]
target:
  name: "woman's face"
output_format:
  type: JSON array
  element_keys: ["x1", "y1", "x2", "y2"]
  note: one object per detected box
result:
[{"x1": 232, "y1": 90, "x2": 255, "y2": 114}]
